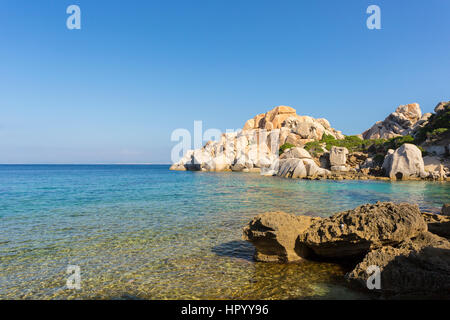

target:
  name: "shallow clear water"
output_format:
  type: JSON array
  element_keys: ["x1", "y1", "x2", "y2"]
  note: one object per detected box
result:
[{"x1": 0, "y1": 165, "x2": 449, "y2": 299}]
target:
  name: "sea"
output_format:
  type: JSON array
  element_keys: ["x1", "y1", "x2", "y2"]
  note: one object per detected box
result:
[{"x1": 0, "y1": 164, "x2": 449, "y2": 299}]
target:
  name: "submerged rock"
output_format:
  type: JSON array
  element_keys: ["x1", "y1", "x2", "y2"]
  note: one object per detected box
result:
[
  {"x1": 242, "y1": 212, "x2": 319, "y2": 262},
  {"x1": 297, "y1": 202, "x2": 427, "y2": 258}
]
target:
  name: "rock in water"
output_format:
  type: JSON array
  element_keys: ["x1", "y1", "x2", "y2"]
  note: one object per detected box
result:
[
  {"x1": 297, "y1": 202, "x2": 427, "y2": 258},
  {"x1": 242, "y1": 212, "x2": 319, "y2": 262},
  {"x1": 346, "y1": 232, "x2": 450, "y2": 297},
  {"x1": 381, "y1": 143, "x2": 429, "y2": 180}
]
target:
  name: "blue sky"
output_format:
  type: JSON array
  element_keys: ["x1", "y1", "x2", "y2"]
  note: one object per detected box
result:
[{"x1": 0, "y1": 0, "x2": 449, "y2": 164}]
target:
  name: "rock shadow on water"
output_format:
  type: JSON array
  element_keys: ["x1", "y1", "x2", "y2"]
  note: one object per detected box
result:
[{"x1": 212, "y1": 240, "x2": 255, "y2": 262}]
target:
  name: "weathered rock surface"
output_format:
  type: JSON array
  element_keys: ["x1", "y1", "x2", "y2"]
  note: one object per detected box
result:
[
  {"x1": 382, "y1": 143, "x2": 429, "y2": 180},
  {"x1": 443, "y1": 204, "x2": 450, "y2": 216},
  {"x1": 362, "y1": 103, "x2": 422, "y2": 140},
  {"x1": 330, "y1": 146, "x2": 348, "y2": 165},
  {"x1": 242, "y1": 212, "x2": 319, "y2": 262},
  {"x1": 279, "y1": 147, "x2": 312, "y2": 160},
  {"x1": 243, "y1": 106, "x2": 344, "y2": 141},
  {"x1": 422, "y1": 212, "x2": 450, "y2": 239},
  {"x1": 171, "y1": 106, "x2": 343, "y2": 173},
  {"x1": 276, "y1": 158, "x2": 330, "y2": 178},
  {"x1": 346, "y1": 232, "x2": 450, "y2": 296},
  {"x1": 297, "y1": 202, "x2": 427, "y2": 258}
]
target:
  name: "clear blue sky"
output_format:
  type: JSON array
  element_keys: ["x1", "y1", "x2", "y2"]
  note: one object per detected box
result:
[{"x1": 0, "y1": 0, "x2": 449, "y2": 164}]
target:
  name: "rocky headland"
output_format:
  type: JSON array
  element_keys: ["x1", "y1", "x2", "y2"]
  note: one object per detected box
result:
[
  {"x1": 243, "y1": 202, "x2": 450, "y2": 298},
  {"x1": 171, "y1": 101, "x2": 450, "y2": 181}
]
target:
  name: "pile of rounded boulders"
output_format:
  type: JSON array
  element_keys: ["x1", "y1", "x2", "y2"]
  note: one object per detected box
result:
[{"x1": 242, "y1": 201, "x2": 450, "y2": 297}]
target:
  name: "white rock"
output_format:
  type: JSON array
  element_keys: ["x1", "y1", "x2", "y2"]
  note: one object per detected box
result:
[
  {"x1": 330, "y1": 146, "x2": 348, "y2": 166},
  {"x1": 382, "y1": 144, "x2": 428, "y2": 180}
]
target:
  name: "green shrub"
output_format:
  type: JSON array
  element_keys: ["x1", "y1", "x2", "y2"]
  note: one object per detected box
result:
[
  {"x1": 430, "y1": 128, "x2": 448, "y2": 138},
  {"x1": 279, "y1": 142, "x2": 295, "y2": 155},
  {"x1": 384, "y1": 135, "x2": 414, "y2": 150},
  {"x1": 414, "y1": 107, "x2": 450, "y2": 143},
  {"x1": 373, "y1": 153, "x2": 385, "y2": 166}
]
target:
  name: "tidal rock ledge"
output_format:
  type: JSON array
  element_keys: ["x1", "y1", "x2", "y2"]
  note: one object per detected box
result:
[{"x1": 243, "y1": 201, "x2": 450, "y2": 296}]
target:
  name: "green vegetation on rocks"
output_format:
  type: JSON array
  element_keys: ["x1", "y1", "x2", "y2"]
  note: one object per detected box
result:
[
  {"x1": 415, "y1": 102, "x2": 450, "y2": 143},
  {"x1": 304, "y1": 134, "x2": 427, "y2": 157},
  {"x1": 279, "y1": 142, "x2": 295, "y2": 155}
]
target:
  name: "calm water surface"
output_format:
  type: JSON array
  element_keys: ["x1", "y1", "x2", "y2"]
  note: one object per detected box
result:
[{"x1": 0, "y1": 165, "x2": 449, "y2": 299}]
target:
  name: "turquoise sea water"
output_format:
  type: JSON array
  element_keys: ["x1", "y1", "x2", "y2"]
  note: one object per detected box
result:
[{"x1": 0, "y1": 164, "x2": 449, "y2": 299}]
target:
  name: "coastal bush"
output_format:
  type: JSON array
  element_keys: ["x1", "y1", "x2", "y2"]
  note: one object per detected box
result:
[
  {"x1": 304, "y1": 134, "x2": 427, "y2": 157},
  {"x1": 279, "y1": 142, "x2": 295, "y2": 155},
  {"x1": 415, "y1": 106, "x2": 450, "y2": 143},
  {"x1": 373, "y1": 154, "x2": 385, "y2": 166},
  {"x1": 305, "y1": 134, "x2": 365, "y2": 153},
  {"x1": 383, "y1": 135, "x2": 414, "y2": 150}
]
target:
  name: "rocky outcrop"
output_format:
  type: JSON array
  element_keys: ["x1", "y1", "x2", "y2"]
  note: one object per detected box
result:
[
  {"x1": 362, "y1": 103, "x2": 422, "y2": 140},
  {"x1": 243, "y1": 106, "x2": 344, "y2": 141},
  {"x1": 346, "y1": 232, "x2": 450, "y2": 296},
  {"x1": 297, "y1": 202, "x2": 427, "y2": 258},
  {"x1": 171, "y1": 106, "x2": 343, "y2": 173},
  {"x1": 242, "y1": 212, "x2": 319, "y2": 262},
  {"x1": 243, "y1": 201, "x2": 450, "y2": 296},
  {"x1": 382, "y1": 143, "x2": 429, "y2": 180}
]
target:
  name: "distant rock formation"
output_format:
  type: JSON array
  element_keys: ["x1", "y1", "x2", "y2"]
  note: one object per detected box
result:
[
  {"x1": 362, "y1": 103, "x2": 424, "y2": 140},
  {"x1": 242, "y1": 105, "x2": 344, "y2": 141},
  {"x1": 170, "y1": 106, "x2": 343, "y2": 174}
]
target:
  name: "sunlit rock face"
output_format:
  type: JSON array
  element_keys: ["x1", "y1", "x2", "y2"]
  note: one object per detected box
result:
[
  {"x1": 382, "y1": 143, "x2": 429, "y2": 180},
  {"x1": 362, "y1": 103, "x2": 423, "y2": 140},
  {"x1": 171, "y1": 106, "x2": 343, "y2": 173}
]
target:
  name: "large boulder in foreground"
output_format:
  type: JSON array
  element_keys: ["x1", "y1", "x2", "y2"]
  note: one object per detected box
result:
[
  {"x1": 297, "y1": 202, "x2": 427, "y2": 258},
  {"x1": 382, "y1": 143, "x2": 428, "y2": 180},
  {"x1": 346, "y1": 232, "x2": 450, "y2": 297},
  {"x1": 242, "y1": 212, "x2": 319, "y2": 262}
]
